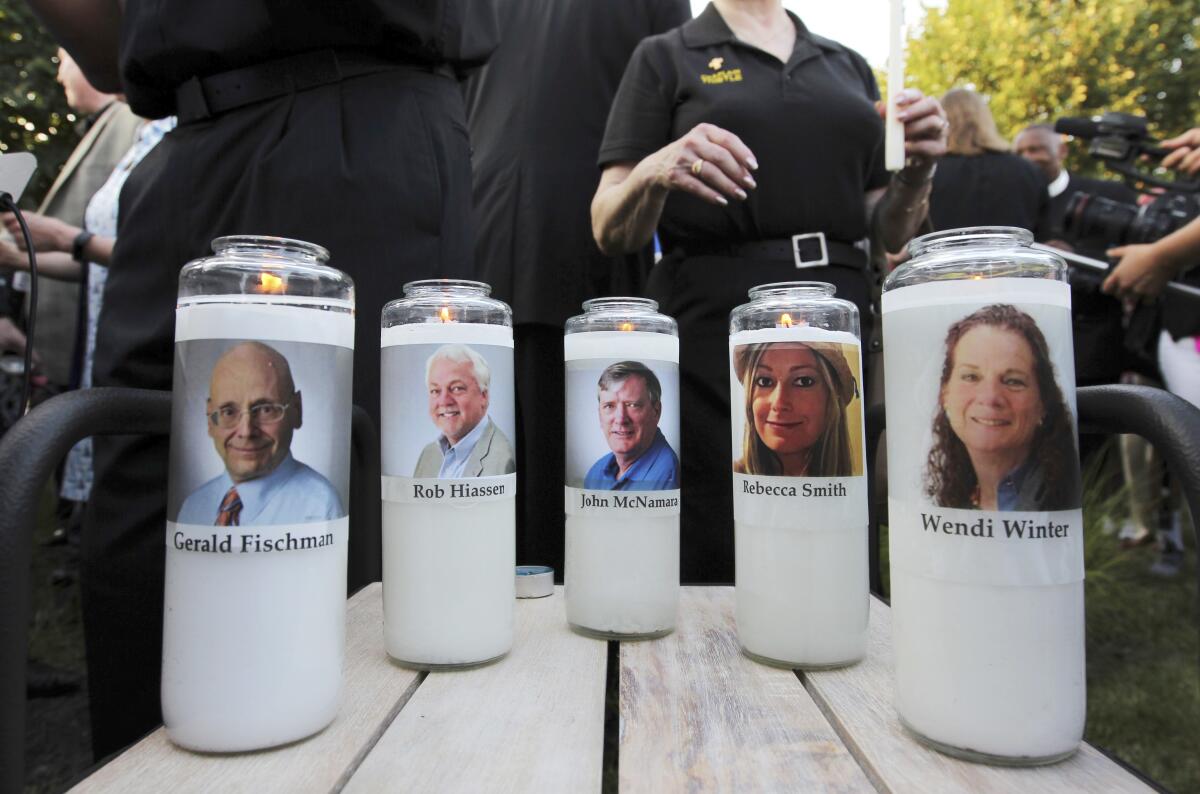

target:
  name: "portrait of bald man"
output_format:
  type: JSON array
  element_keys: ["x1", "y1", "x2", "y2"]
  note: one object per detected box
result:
[
  {"x1": 178, "y1": 341, "x2": 343, "y2": 525},
  {"x1": 414, "y1": 344, "x2": 516, "y2": 478}
]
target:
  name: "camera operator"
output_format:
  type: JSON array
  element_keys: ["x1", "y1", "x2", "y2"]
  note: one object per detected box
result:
[
  {"x1": 1016, "y1": 124, "x2": 1139, "y2": 392},
  {"x1": 1101, "y1": 126, "x2": 1200, "y2": 576},
  {"x1": 1103, "y1": 125, "x2": 1200, "y2": 301}
]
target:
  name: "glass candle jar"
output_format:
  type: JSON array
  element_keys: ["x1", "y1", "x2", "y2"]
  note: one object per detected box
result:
[
  {"x1": 563, "y1": 297, "x2": 680, "y2": 639},
  {"x1": 380, "y1": 280, "x2": 515, "y2": 668},
  {"x1": 882, "y1": 227, "x2": 1084, "y2": 764},
  {"x1": 729, "y1": 282, "x2": 868, "y2": 668},
  {"x1": 165, "y1": 235, "x2": 355, "y2": 751}
]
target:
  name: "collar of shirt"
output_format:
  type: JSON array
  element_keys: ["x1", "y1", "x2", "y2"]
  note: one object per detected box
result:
[
  {"x1": 1047, "y1": 170, "x2": 1070, "y2": 198},
  {"x1": 598, "y1": 429, "x2": 671, "y2": 489},
  {"x1": 437, "y1": 416, "x2": 490, "y2": 478},
  {"x1": 680, "y1": 3, "x2": 842, "y2": 72},
  {"x1": 996, "y1": 459, "x2": 1034, "y2": 512},
  {"x1": 223, "y1": 453, "x2": 301, "y2": 523}
]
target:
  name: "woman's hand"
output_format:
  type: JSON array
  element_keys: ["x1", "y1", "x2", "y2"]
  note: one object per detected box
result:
[
  {"x1": 1, "y1": 211, "x2": 78, "y2": 253},
  {"x1": 1102, "y1": 243, "x2": 1181, "y2": 301},
  {"x1": 645, "y1": 123, "x2": 758, "y2": 207},
  {"x1": 592, "y1": 123, "x2": 758, "y2": 254},
  {"x1": 1160, "y1": 127, "x2": 1200, "y2": 177},
  {"x1": 878, "y1": 89, "x2": 948, "y2": 177}
]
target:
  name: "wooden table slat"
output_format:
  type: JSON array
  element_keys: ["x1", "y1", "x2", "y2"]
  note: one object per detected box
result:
[
  {"x1": 71, "y1": 583, "x2": 421, "y2": 794},
  {"x1": 802, "y1": 596, "x2": 1155, "y2": 794},
  {"x1": 619, "y1": 587, "x2": 876, "y2": 793},
  {"x1": 341, "y1": 587, "x2": 607, "y2": 794}
]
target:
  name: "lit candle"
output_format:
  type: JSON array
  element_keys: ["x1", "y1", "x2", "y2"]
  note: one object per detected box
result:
[
  {"x1": 380, "y1": 280, "x2": 515, "y2": 668},
  {"x1": 882, "y1": 228, "x2": 1084, "y2": 763},
  {"x1": 564, "y1": 298, "x2": 680, "y2": 638},
  {"x1": 730, "y1": 282, "x2": 868, "y2": 668},
  {"x1": 886, "y1": 0, "x2": 906, "y2": 171},
  {"x1": 164, "y1": 235, "x2": 354, "y2": 751}
]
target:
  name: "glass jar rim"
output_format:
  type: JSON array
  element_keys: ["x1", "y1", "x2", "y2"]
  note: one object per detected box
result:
[
  {"x1": 211, "y1": 235, "x2": 330, "y2": 262},
  {"x1": 581, "y1": 296, "x2": 660, "y2": 312},
  {"x1": 747, "y1": 281, "x2": 836, "y2": 300},
  {"x1": 909, "y1": 226, "x2": 1033, "y2": 257},
  {"x1": 401, "y1": 278, "x2": 492, "y2": 296}
]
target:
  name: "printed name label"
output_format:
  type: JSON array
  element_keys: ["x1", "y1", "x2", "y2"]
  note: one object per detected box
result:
[
  {"x1": 382, "y1": 473, "x2": 516, "y2": 504},
  {"x1": 565, "y1": 487, "x2": 680, "y2": 517},
  {"x1": 733, "y1": 474, "x2": 866, "y2": 531},
  {"x1": 167, "y1": 517, "x2": 346, "y2": 555},
  {"x1": 889, "y1": 500, "x2": 1084, "y2": 587}
]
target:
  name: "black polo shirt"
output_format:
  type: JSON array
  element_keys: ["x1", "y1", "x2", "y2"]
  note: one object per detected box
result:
[{"x1": 598, "y1": 3, "x2": 888, "y2": 253}]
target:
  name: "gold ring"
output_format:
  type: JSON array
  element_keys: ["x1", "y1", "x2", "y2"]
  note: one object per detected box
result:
[{"x1": 691, "y1": 159, "x2": 705, "y2": 176}]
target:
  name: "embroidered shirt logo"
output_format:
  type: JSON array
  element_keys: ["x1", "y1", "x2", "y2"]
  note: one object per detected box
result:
[{"x1": 701, "y1": 56, "x2": 742, "y2": 85}]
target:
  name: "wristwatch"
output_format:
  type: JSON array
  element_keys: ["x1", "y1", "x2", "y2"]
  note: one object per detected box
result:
[{"x1": 72, "y1": 230, "x2": 94, "y2": 263}]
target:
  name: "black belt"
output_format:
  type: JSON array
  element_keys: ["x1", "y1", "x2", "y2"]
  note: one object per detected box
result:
[
  {"x1": 174, "y1": 49, "x2": 454, "y2": 124},
  {"x1": 684, "y1": 232, "x2": 868, "y2": 269}
]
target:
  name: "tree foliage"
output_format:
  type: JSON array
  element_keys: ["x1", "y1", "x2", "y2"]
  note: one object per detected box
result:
[
  {"x1": 900, "y1": 0, "x2": 1200, "y2": 175},
  {"x1": 0, "y1": 0, "x2": 76, "y2": 206}
]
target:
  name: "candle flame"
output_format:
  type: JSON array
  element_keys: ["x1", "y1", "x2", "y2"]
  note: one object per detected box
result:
[
  {"x1": 619, "y1": 322, "x2": 634, "y2": 332},
  {"x1": 439, "y1": 306, "x2": 452, "y2": 323},
  {"x1": 780, "y1": 313, "x2": 794, "y2": 328},
  {"x1": 259, "y1": 272, "x2": 284, "y2": 294}
]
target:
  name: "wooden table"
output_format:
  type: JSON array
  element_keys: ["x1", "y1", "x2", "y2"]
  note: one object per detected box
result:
[{"x1": 71, "y1": 586, "x2": 1151, "y2": 793}]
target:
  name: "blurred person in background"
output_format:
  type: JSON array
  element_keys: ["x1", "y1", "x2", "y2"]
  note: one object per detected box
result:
[
  {"x1": 0, "y1": 49, "x2": 137, "y2": 398},
  {"x1": 929, "y1": 88, "x2": 1047, "y2": 236},
  {"x1": 0, "y1": 48, "x2": 137, "y2": 541},
  {"x1": 1103, "y1": 126, "x2": 1200, "y2": 576}
]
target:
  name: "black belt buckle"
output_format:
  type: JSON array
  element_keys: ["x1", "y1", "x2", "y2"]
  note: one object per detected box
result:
[
  {"x1": 175, "y1": 76, "x2": 211, "y2": 123},
  {"x1": 791, "y1": 232, "x2": 829, "y2": 268}
]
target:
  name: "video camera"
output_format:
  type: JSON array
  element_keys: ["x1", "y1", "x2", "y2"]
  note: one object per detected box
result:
[{"x1": 1053, "y1": 112, "x2": 1200, "y2": 246}]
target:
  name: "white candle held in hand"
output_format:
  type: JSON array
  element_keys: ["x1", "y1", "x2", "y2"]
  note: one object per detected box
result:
[{"x1": 886, "y1": 0, "x2": 906, "y2": 172}]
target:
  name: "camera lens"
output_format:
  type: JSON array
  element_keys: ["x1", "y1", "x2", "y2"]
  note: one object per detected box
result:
[{"x1": 1064, "y1": 192, "x2": 1139, "y2": 246}]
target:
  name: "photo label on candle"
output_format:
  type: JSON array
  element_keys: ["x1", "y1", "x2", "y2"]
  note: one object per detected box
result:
[
  {"x1": 565, "y1": 353, "x2": 680, "y2": 517},
  {"x1": 168, "y1": 327, "x2": 353, "y2": 542},
  {"x1": 729, "y1": 328, "x2": 866, "y2": 530},
  {"x1": 882, "y1": 279, "x2": 1084, "y2": 587},
  {"x1": 381, "y1": 332, "x2": 516, "y2": 506}
]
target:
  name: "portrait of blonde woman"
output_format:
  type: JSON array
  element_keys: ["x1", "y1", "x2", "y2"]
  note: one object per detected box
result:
[{"x1": 733, "y1": 341, "x2": 860, "y2": 477}]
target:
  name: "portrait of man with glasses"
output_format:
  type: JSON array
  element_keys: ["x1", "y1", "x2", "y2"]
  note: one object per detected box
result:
[{"x1": 177, "y1": 340, "x2": 343, "y2": 526}]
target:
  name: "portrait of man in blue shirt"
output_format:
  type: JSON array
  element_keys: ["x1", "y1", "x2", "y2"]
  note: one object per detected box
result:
[
  {"x1": 413, "y1": 344, "x2": 516, "y2": 478},
  {"x1": 583, "y1": 361, "x2": 679, "y2": 491},
  {"x1": 178, "y1": 341, "x2": 343, "y2": 526}
]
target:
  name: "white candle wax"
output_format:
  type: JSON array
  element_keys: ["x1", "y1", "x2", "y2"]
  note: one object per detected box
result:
[
  {"x1": 892, "y1": 572, "x2": 1085, "y2": 760},
  {"x1": 161, "y1": 524, "x2": 346, "y2": 751},
  {"x1": 736, "y1": 522, "x2": 867, "y2": 666},
  {"x1": 886, "y1": 0, "x2": 906, "y2": 171},
  {"x1": 565, "y1": 514, "x2": 678, "y2": 636},
  {"x1": 383, "y1": 500, "x2": 514, "y2": 666}
]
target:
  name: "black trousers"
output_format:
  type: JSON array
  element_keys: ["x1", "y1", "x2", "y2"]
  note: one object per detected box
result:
[
  {"x1": 645, "y1": 253, "x2": 873, "y2": 584},
  {"x1": 84, "y1": 68, "x2": 474, "y2": 759},
  {"x1": 514, "y1": 323, "x2": 566, "y2": 577}
]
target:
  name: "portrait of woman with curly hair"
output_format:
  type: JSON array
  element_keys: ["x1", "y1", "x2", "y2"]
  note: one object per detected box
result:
[
  {"x1": 925, "y1": 304, "x2": 1080, "y2": 510},
  {"x1": 733, "y1": 341, "x2": 861, "y2": 477}
]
